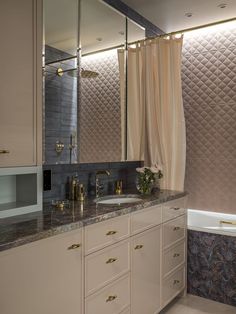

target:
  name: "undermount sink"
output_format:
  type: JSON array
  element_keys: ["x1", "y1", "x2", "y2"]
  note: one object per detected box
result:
[{"x1": 95, "y1": 195, "x2": 142, "y2": 205}]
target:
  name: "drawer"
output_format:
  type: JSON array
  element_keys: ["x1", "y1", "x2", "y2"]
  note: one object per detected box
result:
[
  {"x1": 163, "y1": 215, "x2": 186, "y2": 249},
  {"x1": 162, "y1": 267, "x2": 185, "y2": 307},
  {"x1": 85, "y1": 215, "x2": 130, "y2": 254},
  {"x1": 162, "y1": 197, "x2": 186, "y2": 223},
  {"x1": 131, "y1": 205, "x2": 162, "y2": 235},
  {"x1": 85, "y1": 240, "x2": 130, "y2": 296},
  {"x1": 85, "y1": 274, "x2": 130, "y2": 314},
  {"x1": 163, "y1": 241, "x2": 185, "y2": 277}
]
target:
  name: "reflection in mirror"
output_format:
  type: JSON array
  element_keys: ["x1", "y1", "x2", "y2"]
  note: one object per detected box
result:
[
  {"x1": 127, "y1": 19, "x2": 145, "y2": 162},
  {"x1": 43, "y1": 0, "x2": 79, "y2": 165},
  {"x1": 78, "y1": 0, "x2": 126, "y2": 163},
  {"x1": 44, "y1": 0, "x2": 78, "y2": 58}
]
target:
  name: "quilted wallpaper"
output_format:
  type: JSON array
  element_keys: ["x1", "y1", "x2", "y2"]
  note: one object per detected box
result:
[{"x1": 182, "y1": 23, "x2": 236, "y2": 214}]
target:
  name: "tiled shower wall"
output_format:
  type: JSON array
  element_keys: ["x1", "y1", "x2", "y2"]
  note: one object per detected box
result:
[{"x1": 183, "y1": 24, "x2": 236, "y2": 214}]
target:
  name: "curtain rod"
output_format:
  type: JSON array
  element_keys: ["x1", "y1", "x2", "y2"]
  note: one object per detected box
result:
[{"x1": 129, "y1": 17, "x2": 236, "y2": 45}]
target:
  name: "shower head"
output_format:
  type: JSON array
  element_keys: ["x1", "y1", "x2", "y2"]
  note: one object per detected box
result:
[{"x1": 66, "y1": 68, "x2": 99, "y2": 79}]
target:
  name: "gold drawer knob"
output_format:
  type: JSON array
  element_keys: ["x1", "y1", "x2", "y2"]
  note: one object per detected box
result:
[
  {"x1": 67, "y1": 243, "x2": 81, "y2": 250},
  {"x1": 134, "y1": 245, "x2": 144, "y2": 250},
  {"x1": 106, "y1": 258, "x2": 117, "y2": 264},
  {"x1": 106, "y1": 231, "x2": 117, "y2": 236},
  {"x1": 106, "y1": 295, "x2": 117, "y2": 302},
  {"x1": 173, "y1": 279, "x2": 180, "y2": 285},
  {"x1": 173, "y1": 226, "x2": 180, "y2": 231},
  {"x1": 0, "y1": 150, "x2": 10, "y2": 154},
  {"x1": 173, "y1": 253, "x2": 180, "y2": 258}
]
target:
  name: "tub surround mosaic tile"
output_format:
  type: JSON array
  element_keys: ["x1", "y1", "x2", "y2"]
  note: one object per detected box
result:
[
  {"x1": 187, "y1": 229, "x2": 236, "y2": 307},
  {"x1": 0, "y1": 190, "x2": 186, "y2": 252}
]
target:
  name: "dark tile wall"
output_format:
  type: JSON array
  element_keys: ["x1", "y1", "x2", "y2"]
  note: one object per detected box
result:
[
  {"x1": 43, "y1": 161, "x2": 142, "y2": 202},
  {"x1": 183, "y1": 24, "x2": 236, "y2": 214},
  {"x1": 188, "y1": 229, "x2": 236, "y2": 307},
  {"x1": 44, "y1": 45, "x2": 77, "y2": 165}
]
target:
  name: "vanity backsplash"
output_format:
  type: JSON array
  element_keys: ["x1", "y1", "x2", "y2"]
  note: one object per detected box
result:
[{"x1": 43, "y1": 161, "x2": 142, "y2": 202}]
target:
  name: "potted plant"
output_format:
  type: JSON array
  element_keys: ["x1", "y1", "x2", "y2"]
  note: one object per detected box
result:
[{"x1": 136, "y1": 165, "x2": 163, "y2": 195}]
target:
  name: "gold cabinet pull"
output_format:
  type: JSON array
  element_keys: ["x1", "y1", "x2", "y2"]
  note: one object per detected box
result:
[
  {"x1": 67, "y1": 243, "x2": 81, "y2": 250},
  {"x1": 106, "y1": 295, "x2": 117, "y2": 302},
  {"x1": 173, "y1": 226, "x2": 180, "y2": 231},
  {"x1": 170, "y1": 207, "x2": 180, "y2": 210},
  {"x1": 0, "y1": 150, "x2": 10, "y2": 154},
  {"x1": 220, "y1": 220, "x2": 236, "y2": 226},
  {"x1": 173, "y1": 253, "x2": 180, "y2": 258},
  {"x1": 106, "y1": 230, "x2": 117, "y2": 236},
  {"x1": 173, "y1": 279, "x2": 180, "y2": 285},
  {"x1": 106, "y1": 258, "x2": 117, "y2": 264},
  {"x1": 134, "y1": 245, "x2": 144, "y2": 250}
]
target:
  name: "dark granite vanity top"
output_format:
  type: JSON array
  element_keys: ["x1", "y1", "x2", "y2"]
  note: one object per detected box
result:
[{"x1": 0, "y1": 189, "x2": 187, "y2": 252}]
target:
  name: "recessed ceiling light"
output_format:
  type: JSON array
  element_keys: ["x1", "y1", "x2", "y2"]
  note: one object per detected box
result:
[
  {"x1": 218, "y1": 3, "x2": 227, "y2": 9},
  {"x1": 96, "y1": 37, "x2": 103, "y2": 42},
  {"x1": 185, "y1": 13, "x2": 193, "y2": 18}
]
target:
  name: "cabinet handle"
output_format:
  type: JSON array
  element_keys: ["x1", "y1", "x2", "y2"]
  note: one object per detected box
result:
[
  {"x1": 172, "y1": 207, "x2": 180, "y2": 211},
  {"x1": 106, "y1": 230, "x2": 117, "y2": 236},
  {"x1": 67, "y1": 243, "x2": 81, "y2": 250},
  {"x1": 173, "y1": 253, "x2": 180, "y2": 258},
  {"x1": 106, "y1": 295, "x2": 117, "y2": 302},
  {"x1": 173, "y1": 280, "x2": 180, "y2": 285},
  {"x1": 0, "y1": 150, "x2": 10, "y2": 154},
  {"x1": 134, "y1": 245, "x2": 144, "y2": 250},
  {"x1": 106, "y1": 258, "x2": 117, "y2": 264},
  {"x1": 173, "y1": 226, "x2": 180, "y2": 231}
]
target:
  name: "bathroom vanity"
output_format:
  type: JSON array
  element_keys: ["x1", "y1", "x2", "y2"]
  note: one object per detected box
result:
[{"x1": 0, "y1": 191, "x2": 187, "y2": 314}]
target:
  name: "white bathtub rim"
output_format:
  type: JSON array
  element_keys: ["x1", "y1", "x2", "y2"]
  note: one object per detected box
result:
[{"x1": 187, "y1": 208, "x2": 236, "y2": 237}]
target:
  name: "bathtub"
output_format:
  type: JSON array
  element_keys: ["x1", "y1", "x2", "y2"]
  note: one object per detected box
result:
[
  {"x1": 188, "y1": 209, "x2": 236, "y2": 236},
  {"x1": 187, "y1": 209, "x2": 236, "y2": 307}
]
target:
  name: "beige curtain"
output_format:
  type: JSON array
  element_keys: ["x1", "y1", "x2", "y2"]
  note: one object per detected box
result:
[{"x1": 127, "y1": 36, "x2": 186, "y2": 191}]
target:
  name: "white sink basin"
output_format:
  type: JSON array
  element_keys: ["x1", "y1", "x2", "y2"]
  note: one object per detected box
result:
[{"x1": 95, "y1": 195, "x2": 142, "y2": 205}]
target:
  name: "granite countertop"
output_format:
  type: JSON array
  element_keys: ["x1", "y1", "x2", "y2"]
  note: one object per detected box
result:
[{"x1": 0, "y1": 189, "x2": 187, "y2": 252}]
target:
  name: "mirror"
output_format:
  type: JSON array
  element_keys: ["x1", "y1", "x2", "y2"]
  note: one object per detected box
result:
[
  {"x1": 78, "y1": 0, "x2": 126, "y2": 163},
  {"x1": 43, "y1": 0, "x2": 145, "y2": 165},
  {"x1": 43, "y1": 0, "x2": 79, "y2": 165}
]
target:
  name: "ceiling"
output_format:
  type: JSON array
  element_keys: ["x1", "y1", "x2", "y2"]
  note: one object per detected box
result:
[
  {"x1": 44, "y1": 0, "x2": 145, "y2": 56},
  {"x1": 122, "y1": 0, "x2": 236, "y2": 33}
]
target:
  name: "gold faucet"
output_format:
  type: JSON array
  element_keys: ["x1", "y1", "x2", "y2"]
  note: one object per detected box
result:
[
  {"x1": 115, "y1": 180, "x2": 123, "y2": 195},
  {"x1": 95, "y1": 170, "x2": 111, "y2": 198}
]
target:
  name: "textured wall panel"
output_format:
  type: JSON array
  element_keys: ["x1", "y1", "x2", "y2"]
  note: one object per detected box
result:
[
  {"x1": 183, "y1": 24, "x2": 236, "y2": 214},
  {"x1": 79, "y1": 50, "x2": 122, "y2": 163}
]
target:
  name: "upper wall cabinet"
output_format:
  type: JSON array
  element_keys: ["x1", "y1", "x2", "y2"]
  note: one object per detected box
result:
[{"x1": 0, "y1": 0, "x2": 42, "y2": 167}]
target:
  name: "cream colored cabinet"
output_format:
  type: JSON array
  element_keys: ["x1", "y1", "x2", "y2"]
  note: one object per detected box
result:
[
  {"x1": 0, "y1": 0, "x2": 42, "y2": 167},
  {"x1": 131, "y1": 226, "x2": 161, "y2": 314},
  {"x1": 0, "y1": 229, "x2": 83, "y2": 314}
]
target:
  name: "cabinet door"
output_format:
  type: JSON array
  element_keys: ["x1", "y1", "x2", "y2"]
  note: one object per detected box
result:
[
  {"x1": 0, "y1": 0, "x2": 42, "y2": 167},
  {"x1": 0, "y1": 230, "x2": 83, "y2": 314},
  {"x1": 131, "y1": 226, "x2": 161, "y2": 314}
]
